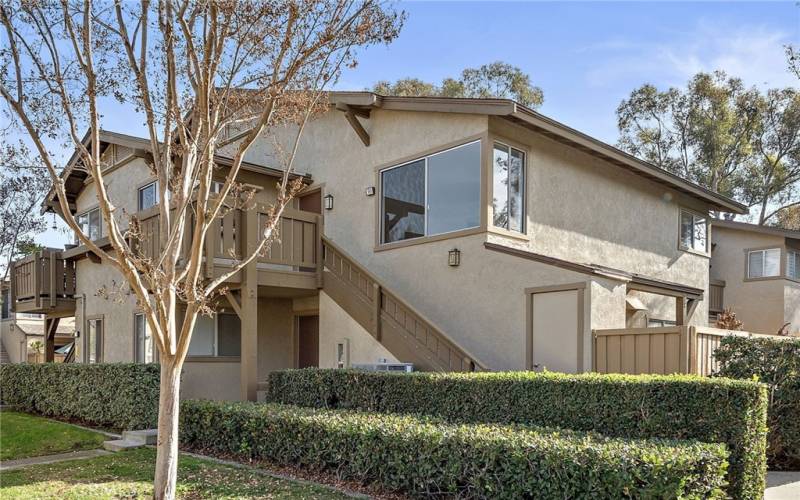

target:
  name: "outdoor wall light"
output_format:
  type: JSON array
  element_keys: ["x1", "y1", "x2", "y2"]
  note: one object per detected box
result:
[
  {"x1": 324, "y1": 194, "x2": 334, "y2": 210},
  {"x1": 365, "y1": 186, "x2": 376, "y2": 197},
  {"x1": 448, "y1": 248, "x2": 461, "y2": 267}
]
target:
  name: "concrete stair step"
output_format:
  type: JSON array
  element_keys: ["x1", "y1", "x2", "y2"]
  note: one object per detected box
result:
[
  {"x1": 103, "y1": 439, "x2": 144, "y2": 452},
  {"x1": 122, "y1": 429, "x2": 158, "y2": 445}
]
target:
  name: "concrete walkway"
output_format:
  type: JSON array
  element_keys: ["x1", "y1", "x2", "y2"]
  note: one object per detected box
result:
[
  {"x1": 766, "y1": 471, "x2": 800, "y2": 500},
  {"x1": 0, "y1": 449, "x2": 112, "y2": 472}
]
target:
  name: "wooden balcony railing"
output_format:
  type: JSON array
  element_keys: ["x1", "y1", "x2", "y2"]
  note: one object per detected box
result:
[
  {"x1": 10, "y1": 249, "x2": 76, "y2": 314},
  {"x1": 135, "y1": 205, "x2": 321, "y2": 281}
]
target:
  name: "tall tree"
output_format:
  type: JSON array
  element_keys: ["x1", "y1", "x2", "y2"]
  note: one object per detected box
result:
[
  {"x1": 0, "y1": 142, "x2": 49, "y2": 283},
  {"x1": 617, "y1": 71, "x2": 760, "y2": 200},
  {"x1": 0, "y1": 1, "x2": 402, "y2": 499},
  {"x1": 742, "y1": 88, "x2": 800, "y2": 224},
  {"x1": 372, "y1": 61, "x2": 544, "y2": 108}
]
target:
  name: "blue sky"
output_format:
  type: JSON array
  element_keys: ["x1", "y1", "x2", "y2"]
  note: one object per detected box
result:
[{"x1": 36, "y1": 1, "x2": 800, "y2": 246}]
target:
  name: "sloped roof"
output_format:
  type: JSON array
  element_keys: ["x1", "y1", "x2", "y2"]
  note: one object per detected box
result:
[
  {"x1": 712, "y1": 219, "x2": 800, "y2": 242},
  {"x1": 329, "y1": 92, "x2": 748, "y2": 215}
]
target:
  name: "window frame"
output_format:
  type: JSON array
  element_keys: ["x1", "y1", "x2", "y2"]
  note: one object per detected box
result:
[
  {"x1": 75, "y1": 206, "x2": 102, "y2": 243},
  {"x1": 746, "y1": 247, "x2": 783, "y2": 280},
  {"x1": 378, "y1": 139, "x2": 483, "y2": 247},
  {"x1": 133, "y1": 312, "x2": 155, "y2": 363},
  {"x1": 678, "y1": 209, "x2": 709, "y2": 255},
  {"x1": 186, "y1": 312, "x2": 241, "y2": 360},
  {"x1": 491, "y1": 141, "x2": 527, "y2": 234},
  {"x1": 85, "y1": 316, "x2": 103, "y2": 364},
  {"x1": 137, "y1": 180, "x2": 159, "y2": 211},
  {"x1": 787, "y1": 249, "x2": 800, "y2": 281}
]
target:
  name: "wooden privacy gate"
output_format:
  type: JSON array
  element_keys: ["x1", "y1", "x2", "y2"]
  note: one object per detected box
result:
[{"x1": 593, "y1": 326, "x2": 787, "y2": 376}]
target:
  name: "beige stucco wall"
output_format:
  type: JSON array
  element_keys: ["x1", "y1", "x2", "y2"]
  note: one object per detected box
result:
[
  {"x1": 784, "y1": 283, "x2": 800, "y2": 335},
  {"x1": 1, "y1": 319, "x2": 26, "y2": 363},
  {"x1": 235, "y1": 108, "x2": 714, "y2": 370},
  {"x1": 182, "y1": 362, "x2": 240, "y2": 400},
  {"x1": 710, "y1": 226, "x2": 789, "y2": 334},
  {"x1": 318, "y1": 291, "x2": 397, "y2": 368},
  {"x1": 73, "y1": 259, "x2": 139, "y2": 363}
]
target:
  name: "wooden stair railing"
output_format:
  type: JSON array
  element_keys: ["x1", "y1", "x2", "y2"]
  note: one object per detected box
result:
[{"x1": 321, "y1": 236, "x2": 489, "y2": 372}]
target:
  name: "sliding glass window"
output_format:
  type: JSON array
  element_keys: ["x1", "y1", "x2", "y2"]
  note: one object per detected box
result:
[
  {"x1": 381, "y1": 140, "x2": 481, "y2": 244},
  {"x1": 492, "y1": 143, "x2": 525, "y2": 233}
]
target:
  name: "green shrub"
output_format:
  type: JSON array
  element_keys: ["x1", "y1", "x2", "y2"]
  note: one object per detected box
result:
[
  {"x1": 266, "y1": 369, "x2": 767, "y2": 500},
  {"x1": 714, "y1": 335, "x2": 800, "y2": 470},
  {"x1": 0, "y1": 363, "x2": 159, "y2": 430},
  {"x1": 181, "y1": 399, "x2": 729, "y2": 499}
]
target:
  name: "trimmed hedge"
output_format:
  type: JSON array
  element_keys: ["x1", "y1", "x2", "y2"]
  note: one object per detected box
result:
[
  {"x1": 714, "y1": 335, "x2": 800, "y2": 470},
  {"x1": 266, "y1": 369, "x2": 767, "y2": 499},
  {"x1": 181, "y1": 399, "x2": 729, "y2": 499},
  {"x1": 0, "y1": 363, "x2": 159, "y2": 430}
]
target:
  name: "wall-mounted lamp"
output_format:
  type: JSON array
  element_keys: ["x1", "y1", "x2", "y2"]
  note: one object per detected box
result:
[
  {"x1": 324, "y1": 194, "x2": 334, "y2": 210},
  {"x1": 448, "y1": 248, "x2": 461, "y2": 267},
  {"x1": 51, "y1": 212, "x2": 58, "y2": 230},
  {"x1": 365, "y1": 186, "x2": 376, "y2": 197}
]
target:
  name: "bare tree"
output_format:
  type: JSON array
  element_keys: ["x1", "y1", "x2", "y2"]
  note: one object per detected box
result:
[
  {"x1": 0, "y1": 141, "x2": 49, "y2": 282},
  {"x1": 0, "y1": 1, "x2": 402, "y2": 498}
]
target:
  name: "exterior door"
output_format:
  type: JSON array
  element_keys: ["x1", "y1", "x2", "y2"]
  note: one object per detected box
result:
[
  {"x1": 297, "y1": 315, "x2": 319, "y2": 368},
  {"x1": 530, "y1": 289, "x2": 581, "y2": 373}
]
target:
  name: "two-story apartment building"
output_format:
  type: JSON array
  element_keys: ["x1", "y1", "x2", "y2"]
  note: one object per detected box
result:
[
  {"x1": 6, "y1": 92, "x2": 747, "y2": 401},
  {"x1": 710, "y1": 219, "x2": 800, "y2": 335}
]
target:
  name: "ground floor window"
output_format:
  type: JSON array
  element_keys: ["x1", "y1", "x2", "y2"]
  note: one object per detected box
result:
[
  {"x1": 134, "y1": 313, "x2": 154, "y2": 363},
  {"x1": 86, "y1": 317, "x2": 103, "y2": 363},
  {"x1": 188, "y1": 312, "x2": 241, "y2": 357}
]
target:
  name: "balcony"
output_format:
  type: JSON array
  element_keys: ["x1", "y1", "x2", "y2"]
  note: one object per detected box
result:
[
  {"x1": 135, "y1": 205, "x2": 322, "y2": 290},
  {"x1": 10, "y1": 249, "x2": 76, "y2": 315}
]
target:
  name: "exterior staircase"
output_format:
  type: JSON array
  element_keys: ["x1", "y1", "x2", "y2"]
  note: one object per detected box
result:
[
  {"x1": 0, "y1": 339, "x2": 10, "y2": 364},
  {"x1": 321, "y1": 236, "x2": 488, "y2": 372},
  {"x1": 103, "y1": 429, "x2": 158, "y2": 452}
]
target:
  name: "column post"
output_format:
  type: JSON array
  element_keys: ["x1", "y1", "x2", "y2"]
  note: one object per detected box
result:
[{"x1": 240, "y1": 208, "x2": 259, "y2": 401}]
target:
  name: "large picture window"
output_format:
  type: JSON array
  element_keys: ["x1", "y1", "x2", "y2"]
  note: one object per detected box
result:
[
  {"x1": 492, "y1": 143, "x2": 525, "y2": 233},
  {"x1": 187, "y1": 312, "x2": 241, "y2": 357},
  {"x1": 381, "y1": 141, "x2": 481, "y2": 244},
  {"x1": 679, "y1": 210, "x2": 707, "y2": 252},
  {"x1": 748, "y1": 248, "x2": 781, "y2": 279}
]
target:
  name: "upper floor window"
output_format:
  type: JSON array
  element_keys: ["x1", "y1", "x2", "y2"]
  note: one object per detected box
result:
[
  {"x1": 138, "y1": 181, "x2": 158, "y2": 211},
  {"x1": 679, "y1": 210, "x2": 707, "y2": 253},
  {"x1": 787, "y1": 250, "x2": 799, "y2": 280},
  {"x1": 76, "y1": 207, "x2": 101, "y2": 243},
  {"x1": 492, "y1": 143, "x2": 525, "y2": 233},
  {"x1": 748, "y1": 248, "x2": 781, "y2": 279},
  {"x1": 380, "y1": 140, "x2": 481, "y2": 244}
]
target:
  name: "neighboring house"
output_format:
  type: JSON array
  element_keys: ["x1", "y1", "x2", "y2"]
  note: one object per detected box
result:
[
  {"x1": 1, "y1": 282, "x2": 76, "y2": 363},
  {"x1": 709, "y1": 219, "x2": 800, "y2": 335},
  {"x1": 8, "y1": 93, "x2": 747, "y2": 401}
]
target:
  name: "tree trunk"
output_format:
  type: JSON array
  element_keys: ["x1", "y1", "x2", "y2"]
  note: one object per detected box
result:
[{"x1": 153, "y1": 357, "x2": 183, "y2": 500}]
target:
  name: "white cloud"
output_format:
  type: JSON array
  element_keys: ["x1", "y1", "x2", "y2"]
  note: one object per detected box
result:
[{"x1": 584, "y1": 21, "x2": 796, "y2": 90}]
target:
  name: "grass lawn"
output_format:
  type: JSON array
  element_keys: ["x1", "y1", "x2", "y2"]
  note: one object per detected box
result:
[
  {"x1": 0, "y1": 447, "x2": 352, "y2": 499},
  {"x1": 0, "y1": 411, "x2": 106, "y2": 461}
]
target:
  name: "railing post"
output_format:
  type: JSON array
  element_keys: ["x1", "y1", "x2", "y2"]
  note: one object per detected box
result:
[
  {"x1": 316, "y1": 217, "x2": 324, "y2": 289},
  {"x1": 32, "y1": 251, "x2": 41, "y2": 310},
  {"x1": 9, "y1": 259, "x2": 16, "y2": 312},
  {"x1": 688, "y1": 326, "x2": 698, "y2": 375},
  {"x1": 49, "y1": 251, "x2": 57, "y2": 308},
  {"x1": 678, "y1": 325, "x2": 690, "y2": 374},
  {"x1": 372, "y1": 282, "x2": 381, "y2": 341}
]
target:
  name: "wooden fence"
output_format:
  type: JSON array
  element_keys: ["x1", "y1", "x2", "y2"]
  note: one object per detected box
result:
[{"x1": 593, "y1": 326, "x2": 787, "y2": 376}]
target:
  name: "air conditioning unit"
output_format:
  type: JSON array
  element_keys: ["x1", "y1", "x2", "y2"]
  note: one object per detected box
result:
[{"x1": 352, "y1": 362, "x2": 413, "y2": 373}]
